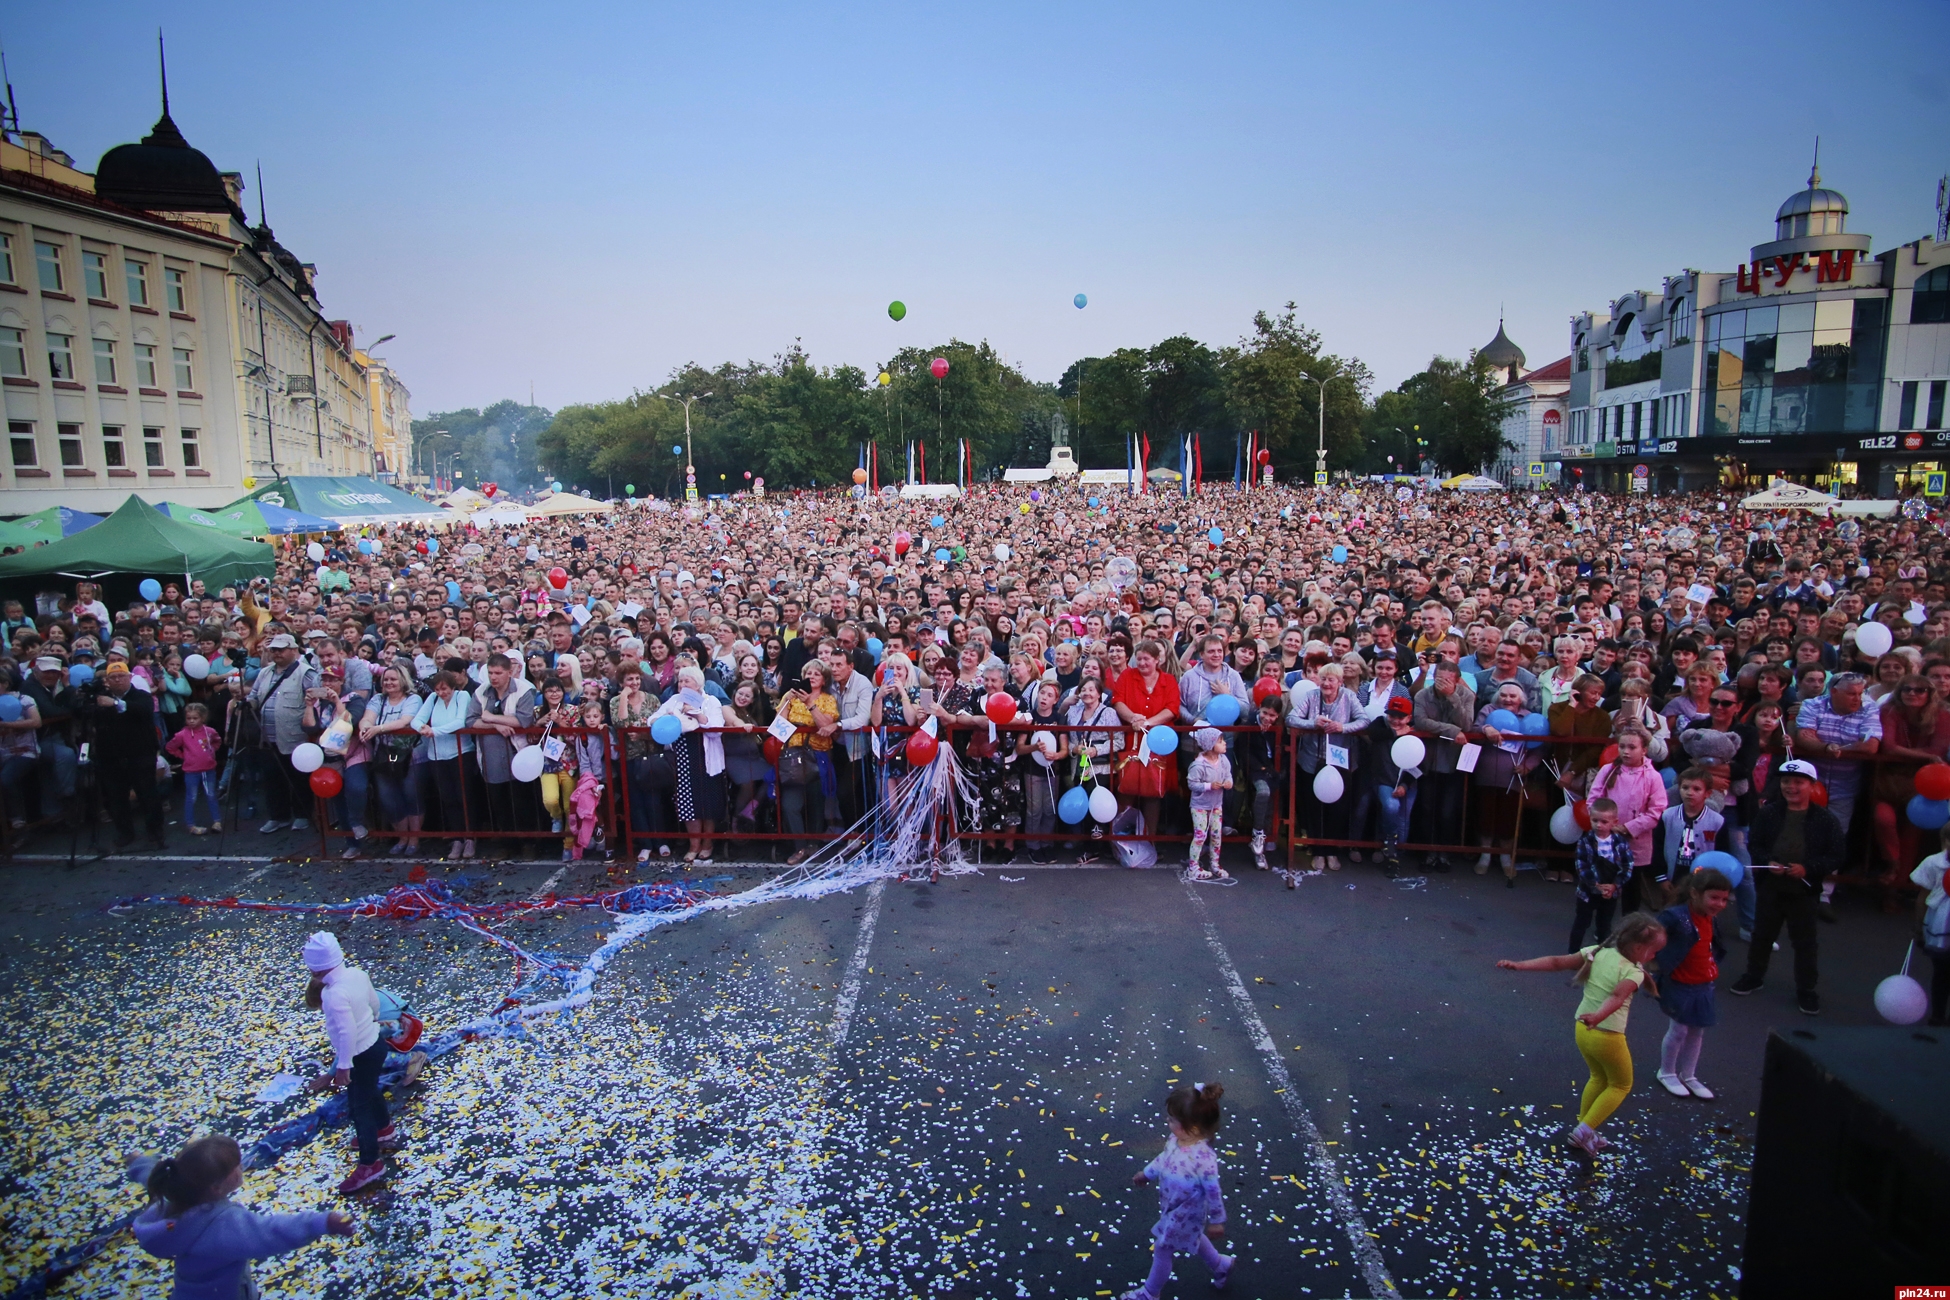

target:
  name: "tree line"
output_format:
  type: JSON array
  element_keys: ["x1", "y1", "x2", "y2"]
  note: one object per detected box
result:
[{"x1": 417, "y1": 306, "x2": 1514, "y2": 495}]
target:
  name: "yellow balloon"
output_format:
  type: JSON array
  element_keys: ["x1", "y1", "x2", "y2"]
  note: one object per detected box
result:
[
  {"x1": 877, "y1": 371, "x2": 891, "y2": 387},
  {"x1": 1019, "y1": 502, "x2": 1033, "y2": 515},
  {"x1": 242, "y1": 477, "x2": 257, "y2": 489}
]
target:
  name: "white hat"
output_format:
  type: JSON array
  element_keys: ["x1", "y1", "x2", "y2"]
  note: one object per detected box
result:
[
  {"x1": 264, "y1": 633, "x2": 298, "y2": 650},
  {"x1": 1778, "y1": 758, "x2": 1819, "y2": 780},
  {"x1": 302, "y1": 930, "x2": 344, "y2": 972}
]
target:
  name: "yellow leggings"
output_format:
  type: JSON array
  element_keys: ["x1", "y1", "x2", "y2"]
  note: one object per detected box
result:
[
  {"x1": 539, "y1": 773, "x2": 569, "y2": 836},
  {"x1": 1574, "y1": 1022, "x2": 1633, "y2": 1128}
]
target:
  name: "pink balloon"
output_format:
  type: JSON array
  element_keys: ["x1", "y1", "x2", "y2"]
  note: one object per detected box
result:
[{"x1": 930, "y1": 357, "x2": 949, "y2": 379}]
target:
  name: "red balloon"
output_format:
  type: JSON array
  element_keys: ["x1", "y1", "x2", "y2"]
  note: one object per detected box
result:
[
  {"x1": 1916, "y1": 764, "x2": 1950, "y2": 801},
  {"x1": 483, "y1": 482, "x2": 498, "y2": 498},
  {"x1": 1255, "y1": 449, "x2": 1271, "y2": 466},
  {"x1": 1252, "y1": 678, "x2": 1282, "y2": 707},
  {"x1": 309, "y1": 767, "x2": 344, "y2": 798},
  {"x1": 415, "y1": 540, "x2": 429, "y2": 555},
  {"x1": 547, "y1": 566, "x2": 569, "y2": 590},
  {"x1": 893, "y1": 532, "x2": 911, "y2": 556},
  {"x1": 763, "y1": 736, "x2": 784, "y2": 766},
  {"x1": 1809, "y1": 781, "x2": 1828, "y2": 808},
  {"x1": 905, "y1": 729, "x2": 940, "y2": 766},
  {"x1": 930, "y1": 357, "x2": 949, "y2": 379},
  {"x1": 984, "y1": 691, "x2": 1017, "y2": 726},
  {"x1": 1571, "y1": 799, "x2": 1592, "y2": 831},
  {"x1": 1599, "y1": 743, "x2": 1619, "y2": 767}
]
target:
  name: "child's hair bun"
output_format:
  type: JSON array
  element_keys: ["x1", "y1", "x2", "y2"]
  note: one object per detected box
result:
[{"x1": 1199, "y1": 1081, "x2": 1225, "y2": 1103}]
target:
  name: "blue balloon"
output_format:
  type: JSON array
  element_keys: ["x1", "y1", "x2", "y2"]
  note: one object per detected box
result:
[
  {"x1": 1058, "y1": 786, "x2": 1091, "y2": 824},
  {"x1": 1660, "y1": 766, "x2": 1679, "y2": 788},
  {"x1": 1088, "y1": 497, "x2": 1100, "y2": 508},
  {"x1": 1207, "y1": 527, "x2": 1224, "y2": 545},
  {"x1": 0, "y1": 695, "x2": 20, "y2": 722},
  {"x1": 1522, "y1": 711, "x2": 1550, "y2": 735},
  {"x1": 553, "y1": 480, "x2": 564, "y2": 490},
  {"x1": 1074, "y1": 293, "x2": 1088, "y2": 309},
  {"x1": 357, "y1": 538, "x2": 374, "y2": 555},
  {"x1": 139, "y1": 578, "x2": 162, "y2": 601},
  {"x1": 426, "y1": 538, "x2": 439, "y2": 556},
  {"x1": 68, "y1": 664, "x2": 94, "y2": 687},
  {"x1": 1908, "y1": 795, "x2": 1950, "y2": 830},
  {"x1": 865, "y1": 637, "x2": 884, "y2": 660},
  {"x1": 1691, "y1": 850, "x2": 1744, "y2": 890},
  {"x1": 650, "y1": 714, "x2": 683, "y2": 745},
  {"x1": 1332, "y1": 545, "x2": 1348, "y2": 563},
  {"x1": 935, "y1": 548, "x2": 951, "y2": 562},
  {"x1": 1145, "y1": 725, "x2": 1179, "y2": 756},
  {"x1": 674, "y1": 445, "x2": 683, "y2": 456},
  {"x1": 1204, "y1": 694, "x2": 1242, "y2": 726},
  {"x1": 931, "y1": 515, "x2": 945, "y2": 528},
  {"x1": 1486, "y1": 708, "x2": 1520, "y2": 734},
  {"x1": 445, "y1": 581, "x2": 462, "y2": 603}
]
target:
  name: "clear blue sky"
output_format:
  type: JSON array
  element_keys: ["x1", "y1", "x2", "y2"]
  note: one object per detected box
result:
[{"x1": 8, "y1": 1, "x2": 1947, "y2": 417}]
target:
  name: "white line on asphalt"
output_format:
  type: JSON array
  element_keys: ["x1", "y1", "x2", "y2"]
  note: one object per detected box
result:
[
  {"x1": 529, "y1": 866, "x2": 569, "y2": 900},
  {"x1": 829, "y1": 878, "x2": 887, "y2": 1051},
  {"x1": 1183, "y1": 879, "x2": 1400, "y2": 1299},
  {"x1": 13, "y1": 853, "x2": 277, "y2": 863}
]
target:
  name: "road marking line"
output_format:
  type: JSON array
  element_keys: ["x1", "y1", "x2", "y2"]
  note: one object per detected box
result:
[
  {"x1": 829, "y1": 878, "x2": 887, "y2": 1051},
  {"x1": 13, "y1": 854, "x2": 277, "y2": 863},
  {"x1": 1182, "y1": 878, "x2": 1400, "y2": 1299},
  {"x1": 529, "y1": 866, "x2": 569, "y2": 900}
]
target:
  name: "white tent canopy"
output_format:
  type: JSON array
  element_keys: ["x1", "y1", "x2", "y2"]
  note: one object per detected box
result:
[
  {"x1": 439, "y1": 487, "x2": 489, "y2": 513},
  {"x1": 528, "y1": 491, "x2": 615, "y2": 517},
  {"x1": 1449, "y1": 475, "x2": 1506, "y2": 492},
  {"x1": 472, "y1": 504, "x2": 534, "y2": 527},
  {"x1": 898, "y1": 483, "x2": 963, "y2": 500},
  {"x1": 1741, "y1": 482, "x2": 1839, "y2": 509}
]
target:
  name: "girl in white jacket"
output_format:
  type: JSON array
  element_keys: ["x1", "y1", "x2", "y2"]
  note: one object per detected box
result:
[{"x1": 302, "y1": 931, "x2": 393, "y2": 1195}]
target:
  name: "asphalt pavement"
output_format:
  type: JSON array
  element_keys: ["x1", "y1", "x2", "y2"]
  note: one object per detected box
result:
[{"x1": 0, "y1": 826, "x2": 1922, "y2": 1300}]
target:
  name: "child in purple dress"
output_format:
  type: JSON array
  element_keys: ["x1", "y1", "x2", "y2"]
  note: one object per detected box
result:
[{"x1": 1123, "y1": 1080, "x2": 1233, "y2": 1299}]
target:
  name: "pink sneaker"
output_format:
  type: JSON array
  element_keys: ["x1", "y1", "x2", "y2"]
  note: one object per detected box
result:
[{"x1": 337, "y1": 1160, "x2": 386, "y2": 1195}]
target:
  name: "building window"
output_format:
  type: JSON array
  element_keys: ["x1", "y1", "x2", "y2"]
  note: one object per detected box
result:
[
  {"x1": 9, "y1": 421, "x2": 36, "y2": 467},
  {"x1": 33, "y1": 240, "x2": 62, "y2": 293},
  {"x1": 1902, "y1": 381, "x2": 1920, "y2": 428},
  {"x1": 1913, "y1": 267, "x2": 1950, "y2": 326},
  {"x1": 125, "y1": 258, "x2": 149, "y2": 306},
  {"x1": 0, "y1": 232, "x2": 13, "y2": 284},
  {"x1": 135, "y1": 343, "x2": 158, "y2": 388},
  {"x1": 165, "y1": 267, "x2": 187, "y2": 312},
  {"x1": 0, "y1": 327, "x2": 24, "y2": 378},
  {"x1": 91, "y1": 337, "x2": 117, "y2": 385},
  {"x1": 173, "y1": 347, "x2": 194, "y2": 391},
  {"x1": 180, "y1": 426, "x2": 200, "y2": 467},
  {"x1": 143, "y1": 425, "x2": 165, "y2": 468},
  {"x1": 103, "y1": 424, "x2": 125, "y2": 468},
  {"x1": 83, "y1": 250, "x2": 109, "y2": 300},
  {"x1": 1931, "y1": 381, "x2": 1948, "y2": 432},
  {"x1": 57, "y1": 422, "x2": 82, "y2": 467},
  {"x1": 46, "y1": 333, "x2": 74, "y2": 380}
]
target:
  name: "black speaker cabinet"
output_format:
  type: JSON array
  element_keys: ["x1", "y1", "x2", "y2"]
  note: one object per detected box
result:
[{"x1": 1741, "y1": 1026, "x2": 1949, "y2": 1299}]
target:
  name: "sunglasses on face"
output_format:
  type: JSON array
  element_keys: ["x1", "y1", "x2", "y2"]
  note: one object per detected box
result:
[
  {"x1": 1902, "y1": 685, "x2": 1932, "y2": 695},
  {"x1": 1711, "y1": 698, "x2": 1737, "y2": 707}
]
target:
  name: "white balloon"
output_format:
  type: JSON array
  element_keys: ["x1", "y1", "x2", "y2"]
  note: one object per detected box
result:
[
  {"x1": 1031, "y1": 730, "x2": 1056, "y2": 766},
  {"x1": 1289, "y1": 680, "x2": 1311, "y2": 712},
  {"x1": 1874, "y1": 973, "x2": 1930, "y2": 1024},
  {"x1": 510, "y1": 746, "x2": 546, "y2": 783},
  {"x1": 1390, "y1": 735, "x2": 1426, "y2": 770},
  {"x1": 306, "y1": 541, "x2": 325, "y2": 562},
  {"x1": 1088, "y1": 784, "x2": 1119, "y2": 823},
  {"x1": 1550, "y1": 803, "x2": 1582, "y2": 845},
  {"x1": 994, "y1": 543, "x2": 1012, "y2": 562},
  {"x1": 1854, "y1": 621, "x2": 1893, "y2": 658},
  {"x1": 183, "y1": 653, "x2": 210, "y2": 680},
  {"x1": 1312, "y1": 765, "x2": 1344, "y2": 804},
  {"x1": 291, "y1": 742, "x2": 325, "y2": 773}
]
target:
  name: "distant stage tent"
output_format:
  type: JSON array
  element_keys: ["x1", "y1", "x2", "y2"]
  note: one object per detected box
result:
[
  {"x1": 439, "y1": 487, "x2": 489, "y2": 513},
  {"x1": 1145, "y1": 468, "x2": 1182, "y2": 483},
  {"x1": 0, "y1": 496, "x2": 273, "y2": 586},
  {"x1": 1448, "y1": 475, "x2": 1507, "y2": 492},
  {"x1": 1001, "y1": 468, "x2": 1054, "y2": 483},
  {"x1": 471, "y1": 504, "x2": 535, "y2": 527},
  {"x1": 526, "y1": 491, "x2": 615, "y2": 517},
  {"x1": 897, "y1": 484, "x2": 963, "y2": 500},
  {"x1": 159, "y1": 499, "x2": 340, "y2": 537},
  {"x1": 8, "y1": 505, "x2": 104, "y2": 539},
  {"x1": 1740, "y1": 482, "x2": 1839, "y2": 510},
  {"x1": 240, "y1": 476, "x2": 446, "y2": 526}
]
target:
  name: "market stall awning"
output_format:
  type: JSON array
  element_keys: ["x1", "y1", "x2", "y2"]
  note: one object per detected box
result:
[
  {"x1": 472, "y1": 505, "x2": 536, "y2": 527},
  {"x1": 239, "y1": 476, "x2": 446, "y2": 526},
  {"x1": 1449, "y1": 475, "x2": 1507, "y2": 492},
  {"x1": 1740, "y1": 482, "x2": 1839, "y2": 509},
  {"x1": 159, "y1": 500, "x2": 341, "y2": 537},
  {"x1": 526, "y1": 491, "x2": 615, "y2": 517},
  {"x1": 0, "y1": 519, "x2": 52, "y2": 550},
  {"x1": 7, "y1": 505, "x2": 104, "y2": 539},
  {"x1": 0, "y1": 496, "x2": 273, "y2": 586}
]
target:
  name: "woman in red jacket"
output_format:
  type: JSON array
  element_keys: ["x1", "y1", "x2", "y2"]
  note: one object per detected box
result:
[{"x1": 1115, "y1": 640, "x2": 1181, "y2": 841}]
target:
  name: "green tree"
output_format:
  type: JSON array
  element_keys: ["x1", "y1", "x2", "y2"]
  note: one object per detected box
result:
[
  {"x1": 1359, "y1": 389, "x2": 1426, "y2": 474},
  {"x1": 1059, "y1": 349, "x2": 1149, "y2": 471},
  {"x1": 413, "y1": 400, "x2": 553, "y2": 490},
  {"x1": 1391, "y1": 353, "x2": 1516, "y2": 475},
  {"x1": 1219, "y1": 304, "x2": 1371, "y2": 478}
]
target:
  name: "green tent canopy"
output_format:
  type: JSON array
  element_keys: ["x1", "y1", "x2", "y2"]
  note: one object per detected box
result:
[
  {"x1": 0, "y1": 519, "x2": 51, "y2": 551},
  {"x1": 0, "y1": 496, "x2": 273, "y2": 586},
  {"x1": 240, "y1": 476, "x2": 444, "y2": 526}
]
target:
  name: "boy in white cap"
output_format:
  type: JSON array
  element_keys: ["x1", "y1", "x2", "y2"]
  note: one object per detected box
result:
[
  {"x1": 1729, "y1": 758, "x2": 1843, "y2": 1016},
  {"x1": 301, "y1": 931, "x2": 394, "y2": 1193}
]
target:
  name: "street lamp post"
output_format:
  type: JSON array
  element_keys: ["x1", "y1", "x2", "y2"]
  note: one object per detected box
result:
[
  {"x1": 361, "y1": 334, "x2": 396, "y2": 479},
  {"x1": 657, "y1": 392, "x2": 713, "y2": 494},
  {"x1": 421, "y1": 429, "x2": 450, "y2": 489},
  {"x1": 1301, "y1": 371, "x2": 1336, "y2": 482}
]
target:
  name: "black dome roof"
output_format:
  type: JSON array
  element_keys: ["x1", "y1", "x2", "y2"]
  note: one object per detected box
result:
[
  {"x1": 95, "y1": 109, "x2": 237, "y2": 216},
  {"x1": 1479, "y1": 320, "x2": 1525, "y2": 370}
]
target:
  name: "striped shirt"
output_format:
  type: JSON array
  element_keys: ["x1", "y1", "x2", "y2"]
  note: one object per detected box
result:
[{"x1": 1794, "y1": 694, "x2": 1882, "y2": 795}]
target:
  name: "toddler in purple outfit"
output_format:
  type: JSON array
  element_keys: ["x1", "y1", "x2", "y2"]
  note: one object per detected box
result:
[{"x1": 1123, "y1": 1080, "x2": 1233, "y2": 1299}]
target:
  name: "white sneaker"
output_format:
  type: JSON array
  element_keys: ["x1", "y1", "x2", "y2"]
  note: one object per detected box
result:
[
  {"x1": 290, "y1": 818, "x2": 311, "y2": 832},
  {"x1": 1683, "y1": 1077, "x2": 1715, "y2": 1100},
  {"x1": 259, "y1": 819, "x2": 288, "y2": 834},
  {"x1": 1656, "y1": 1071, "x2": 1690, "y2": 1097}
]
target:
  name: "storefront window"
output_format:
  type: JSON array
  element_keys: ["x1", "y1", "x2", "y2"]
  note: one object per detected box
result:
[{"x1": 1704, "y1": 299, "x2": 1883, "y2": 436}]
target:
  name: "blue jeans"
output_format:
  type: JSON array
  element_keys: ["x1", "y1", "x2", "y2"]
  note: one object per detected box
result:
[
  {"x1": 182, "y1": 769, "x2": 220, "y2": 827},
  {"x1": 1376, "y1": 782, "x2": 1417, "y2": 850},
  {"x1": 330, "y1": 762, "x2": 371, "y2": 833},
  {"x1": 38, "y1": 738, "x2": 76, "y2": 818},
  {"x1": 0, "y1": 754, "x2": 36, "y2": 819}
]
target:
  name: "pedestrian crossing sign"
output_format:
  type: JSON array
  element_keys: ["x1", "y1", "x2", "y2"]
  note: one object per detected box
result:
[
  {"x1": 1527, "y1": 462, "x2": 1545, "y2": 478},
  {"x1": 1928, "y1": 471, "x2": 1946, "y2": 499},
  {"x1": 1313, "y1": 471, "x2": 1328, "y2": 486}
]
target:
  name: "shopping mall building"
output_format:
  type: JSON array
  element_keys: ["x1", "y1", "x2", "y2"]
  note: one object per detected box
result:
[{"x1": 1540, "y1": 166, "x2": 1950, "y2": 495}]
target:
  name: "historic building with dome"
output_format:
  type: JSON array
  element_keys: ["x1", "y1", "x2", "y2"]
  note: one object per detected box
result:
[
  {"x1": 1474, "y1": 319, "x2": 1570, "y2": 487},
  {"x1": 1545, "y1": 162, "x2": 1950, "y2": 496},
  {"x1": 0, "y1": 72, "x2": 410, "y2": 513}
]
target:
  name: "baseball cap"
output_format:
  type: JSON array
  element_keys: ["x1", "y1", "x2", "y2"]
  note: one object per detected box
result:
[
  {"x1": 264, "y1": 633, "x2": 298, "y2": 650},
  {"x1": 34, "y1": 655, "x2": 62, "y2": 671},
  {"x1": 1779, "y1": 758, "x2": 1819, "y2": 780},
  {"x1": 1388, "y1": 696, "x2": 1414, "y2": 716}
]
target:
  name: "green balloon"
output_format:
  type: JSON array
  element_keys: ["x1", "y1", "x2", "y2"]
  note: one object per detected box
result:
[
  {"x1": 625, "y1": 484, "x2": 635, "y2": 494},
  {"x1": 887, "y1": 300, "x2": 906, "y2": 321}
]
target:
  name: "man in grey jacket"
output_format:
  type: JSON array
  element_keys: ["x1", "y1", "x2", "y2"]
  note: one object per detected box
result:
[
  {"x1": 824, "y1": 642, "x2": 876, "y2": 825},
  {"x1": 250, "y1": 633, "x2": 319, "y2": 833},
  {"x1": 1412, "y1": 661, "x2": 1477, "y2": 871},
  {"x1": 475, "y1": 653, "x2": 538, "y2": 848}
]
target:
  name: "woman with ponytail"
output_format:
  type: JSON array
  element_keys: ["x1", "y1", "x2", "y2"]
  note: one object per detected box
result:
[{"x1": 127, "y1": 1134, "x2": 352, "y2": 1297}]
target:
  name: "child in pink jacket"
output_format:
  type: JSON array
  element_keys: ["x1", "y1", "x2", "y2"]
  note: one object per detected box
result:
[
  {"x1": 1589, "y1": 726, "x2": 1668, "y2": 910},
  {"x1": 164, "y1": 701, "x2": 224, "y2": 834}
]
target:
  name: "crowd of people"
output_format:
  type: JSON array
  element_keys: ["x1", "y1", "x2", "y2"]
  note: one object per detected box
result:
[{"x1": 1, "y1": 478, "x2": 1946, "y2": 1024}]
